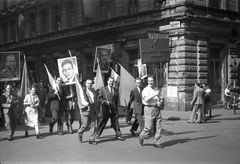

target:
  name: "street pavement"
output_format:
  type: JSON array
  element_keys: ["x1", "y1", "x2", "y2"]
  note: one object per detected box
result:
[{"x1": 0, "y1": 107, "x2": 240, "y2": 164}]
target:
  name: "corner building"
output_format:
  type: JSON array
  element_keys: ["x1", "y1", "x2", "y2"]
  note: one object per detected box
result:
[{"x1": 1, "y1": 0, "x2": 240, "y2": 111}]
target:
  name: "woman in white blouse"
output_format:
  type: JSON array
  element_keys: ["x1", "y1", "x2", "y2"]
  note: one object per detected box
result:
[{"x1": 23, "y1": 85, "x2": 43, "y2": 139}]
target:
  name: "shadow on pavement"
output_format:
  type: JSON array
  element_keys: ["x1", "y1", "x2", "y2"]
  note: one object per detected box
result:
[
  {"x1": 162, "y1": 129, "x2": 202, "y2": 136},
  {"x1": 141, "y1": 135, "x2": 218, "y2": 148}
]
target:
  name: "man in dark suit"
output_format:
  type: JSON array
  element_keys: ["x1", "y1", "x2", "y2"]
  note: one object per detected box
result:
[
  {"x1": 188, "y1": 82, "x2": 205, "y2": 123},
  {"x1": 78, "y1": 79, "x2": 98, "y2": 144},
  {"x1": 48, "y1": 77, "x2": 64, "y2": 135},
  {"x1": 127, "y1": 78, "x2": 144, "y2": 136},
  {"x1": 95, "y1": 77, "x2": 124, "y2": 141}
]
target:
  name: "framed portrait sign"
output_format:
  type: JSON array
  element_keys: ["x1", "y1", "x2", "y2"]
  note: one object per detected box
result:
[
  {"x1": 0, "y1": 51, "x2": 20, "y2": 82},
  {"x1": 93, "y1": 44, "x2": 113, "y2": 73},
  {"x1": 57, "y1": 56, "x2": 79, "y2": 85}
]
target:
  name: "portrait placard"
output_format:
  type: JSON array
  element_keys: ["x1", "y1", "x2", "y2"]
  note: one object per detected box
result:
[
  {"x1": 93, "y1": 44, "x2": 113, "y2": 73},
  {"x1": 57, "y1": 56, "x2": 79, "y2": 85},
  {"x1": 0, "y1": 51, "x2": 20, "y2": 82}
]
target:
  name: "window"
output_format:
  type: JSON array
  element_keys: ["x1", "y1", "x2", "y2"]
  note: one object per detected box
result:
[
  {"x1": 155, "y1": 0, "x2": 166, "y2": 9},
  {"x1": 129, "y1": 0, "x2": 138, "y2": 14},
  {"x1": 2, "y1": 23, "x2": 7, "y2": 43},
  {"x1": 28, "y1": 13, "x2": 36, "y2": 37},
  {"x1": 209, "y1": 48, "x2": 221, "y2": 85},
  {"x1": 9, "y1": 20, "x2": 16, "y2": 42},
  {"x1": 209, "y1": 0, "x2": 223, "y2": 9},
  {"x1": 40, "y1": 9, "x2": 47, "y2": 34},
  {"x1": 53, "y1": 6, "x2": 61, "y2": 31},
  {"x1": 67, "y1": 2, "x2": 77, "y2": 28}
]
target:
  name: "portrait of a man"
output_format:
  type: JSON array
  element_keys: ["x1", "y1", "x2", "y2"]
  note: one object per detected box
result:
[
  {"x1": 0, "y1": 52, "x2": 20, "y2": 82},
  {"x1": 57, "y1": 57, "x2": 79, "y2": 85},
  {"x1": 93, "y1": 47, "x2": 111, "y2": 73}
]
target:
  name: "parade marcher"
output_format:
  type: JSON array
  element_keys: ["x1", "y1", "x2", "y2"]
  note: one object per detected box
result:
[
  {"x1": 139, "y1": 76, "x2": 163, "y2": 148},
  {"x1": 78, "y1": 79, "x2": 98, "y2": 144},
  {"x1": 126, "y1": 77, "x2": 144, "y2": 136},
  {"x1": 188, "y1": 82, "x2": 205, "y2": 123},
  {"x1": 23, "y1": 85, "x2": 43, "y2": 139},
  {"x1": 224, "y1": 85, "x2": 231, "y2": 110},
  {"x1": 48, "y1": 77, "x2": 64, "y2": 135},
  {"x1": 64, "y1": 84, "x2": 75, "y2": 134},
  {"x1": 36, "y1": 82, "x2": 47, "y2": 123},
  {"x1": 95, "y1": 77, "x2": 124, "y2": 141},
  {"x1": 0, "y1": 84, "x2": 18, "y2": 141}
]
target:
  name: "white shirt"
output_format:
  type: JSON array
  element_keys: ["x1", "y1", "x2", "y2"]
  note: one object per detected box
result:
[
  {"x1": 87, "y1": 88, "x2": 94, "y2": 104},
  {"x1": 142, "y1": 85, "x2": 159, "y2": 105}
]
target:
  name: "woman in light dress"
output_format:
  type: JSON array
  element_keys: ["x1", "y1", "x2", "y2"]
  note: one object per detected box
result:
[{"x1": 23, "y1": 85, "x2": 43, "y2": 139}]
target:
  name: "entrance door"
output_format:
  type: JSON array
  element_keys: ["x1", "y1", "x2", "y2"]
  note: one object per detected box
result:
[{"x1": 209, "y1": 47, "x2": 222, "y2": 105}]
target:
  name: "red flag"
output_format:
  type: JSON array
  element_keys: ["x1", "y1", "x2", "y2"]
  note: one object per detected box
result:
[
  {"x1": 94, "y1": 61, "x2": 104, "y2": 91},
  {"x1": 110, "y1": 68, "x2": 120, "y2": 89},
  {"x1": 44, "y1": 64, "x2": 57, "y2": 91},
  {"x1": 19, "y1": 55, "x2": 29, "y2": 112},
  {"x1": 119, "y1": 64, "x2": 135, "y2": 106},
  {"x1": 82, "y1": 0, "x2": 99, "y2": 21},
  {"x1": 68, "y1": 50, "x2": 88, "y2": 108}
]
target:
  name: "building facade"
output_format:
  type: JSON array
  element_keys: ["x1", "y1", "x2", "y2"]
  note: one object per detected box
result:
[{"x1": 0, "y1": 0, "x2": 240, "y2": 111}]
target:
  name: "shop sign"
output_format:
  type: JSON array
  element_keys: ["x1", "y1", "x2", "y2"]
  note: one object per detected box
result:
[{"x1": 139, "y1": 37, "x2": 169, "y2": 63}]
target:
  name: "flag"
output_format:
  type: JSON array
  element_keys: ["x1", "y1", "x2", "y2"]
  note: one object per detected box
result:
[
  {"x1": 110, "y1": 68, "x2": 120, "y2": 89},
  {"x1": 82, "y1": 0, "x2": 99, "y2": 21},
  {"x1": 44, "y1": 64, "x2": 57, "y2": 91},
  {"x1": 19, "y1": 55, "x2": 29, "y2": 113},
  {"x1": 94, "y1": 60, "x2": 104, "y2": 91},
  {"x1": 119, "y1": 64, "x2": 136, "y2": 107},
  {"x1": 18, "y1": 13, "x2": 27, "y2": 40},
  {"x1": 68, "y1": 50, "x2": 89, "y2": 108}
]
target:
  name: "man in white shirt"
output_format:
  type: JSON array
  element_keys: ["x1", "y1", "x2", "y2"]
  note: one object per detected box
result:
[
  {"x1": 139, "y1": 76, "x2": 163, "y2": 148},
  {"x1": 224, "y1": 85, "x2": 231, "y2": 110}
]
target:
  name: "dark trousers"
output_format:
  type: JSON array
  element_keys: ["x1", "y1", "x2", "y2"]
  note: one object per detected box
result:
[
  {"x1": 131, "y1": 114, "x2": 144, "y2": 133},
  {"x1": 96, "y1": 108, "x2": 121, "y2": 137},
  {"x1": 126, "y1": 108, "x2": 133, "y2": 122},
  {"x1": 50, "y1": 110, "x2": 64, "y2": 132},
  {"x1": 4, "y1": 109, "x2": 15, "y2": 138},
  {"x1": 65, "y1": 109, "x2": 74, "y2": 131}
]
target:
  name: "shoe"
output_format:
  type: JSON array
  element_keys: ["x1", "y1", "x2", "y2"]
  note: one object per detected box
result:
[
  {"x1": 58, "y1": 132, "x2": 64, "y2": 136},
  {"x1": 96, "y1": 134, "x2": 101, "y2": 139},
  {"x1": 78, "y1": 135, "x2": 83, "y2": 143},
  {"x1": 153, "y1": 144, "x2": 163, "y2": 148},
  {"x1": 187, "y1": 121, "x2": 194, "y2": 124},
  {"x1": 8, "y1": 137, "x2": 13, "y2": 141},
  {"x1": 130, "y1": 129, "x2": 135, "y2": 136},
  {"x1": 116, "y1": 136, "x2": 125, "y2": 141},
  {"x1": 49, "y1": 123, "x2": 53, "y2": 133},
  {"x1": 25, "y1": 131, "x2": 28, "y2": 137},
  {"x1": 139, "y1": 137, "x2": 143, "y2": 146},
  {"x1": 89, "y1": 140, "x2": 97, "y2": 145},
  {"x1": 36, "y1": 134, "x2": 43, "y2": 139}
]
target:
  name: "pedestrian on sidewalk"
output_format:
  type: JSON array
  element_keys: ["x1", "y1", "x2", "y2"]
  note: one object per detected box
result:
[
  {"x1": 204, "y1": 86, "x2": 212, "y2": 118},
  {"x1": 139, "y1": 76, "x2": 163, "y2": 148},
  {"x1": 224, "y1": 85, "x2": 231, "y2": 110},
  {"x1": 0, "y1": 84, "x2": 18, "y2": 141},
  {"x1": 23, "y1": 85, "x2": 43, "y2": 139},
  {"x1": 126, "y1": 77, "x2": 144, "y2": 136},
  {"x1": 78, "y1": 79, "x2": 98, "y2": 145},
  {"x1": 188, "y1": 82, "x2": 205, "y2": 124},
  {"x1": 95, "y1": 77, "x2": 124, "y2": 141}
]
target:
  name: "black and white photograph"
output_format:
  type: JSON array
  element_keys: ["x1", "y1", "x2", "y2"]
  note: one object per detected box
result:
[
  {"x1": 0, "y1": 0, "x2": 240, "y2": 164},
  {"x1": 57, "y1": 56, "x2": 79, "y2": 85},
  {"x1": 0, "y1": 51, "x2": 20, "y2": 82}
]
